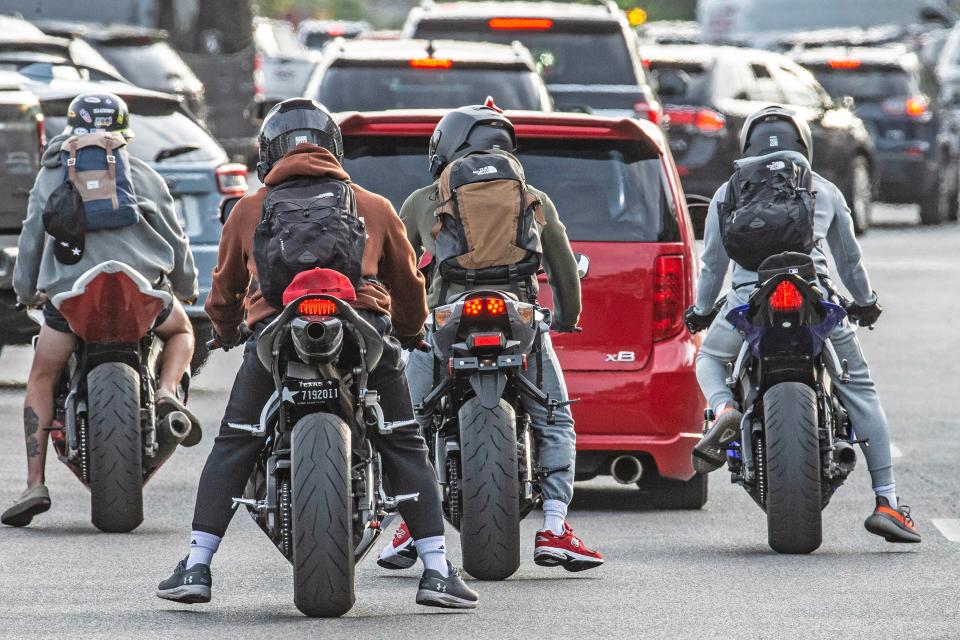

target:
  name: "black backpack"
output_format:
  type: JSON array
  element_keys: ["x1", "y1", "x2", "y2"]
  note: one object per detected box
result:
[
  {"x1": 718, "y1": 152, "x2": 816, "y2": 271},
  {"x1": 253, "y1": 177, "x2": 365, "y2": 308}
]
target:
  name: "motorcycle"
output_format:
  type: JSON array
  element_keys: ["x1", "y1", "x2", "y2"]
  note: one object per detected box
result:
[
  {"x1": 418, "y1": 290, "x2": 568, "y2": 580},
  {"x1": 719, "y1": 252, "x2": 861, "y2": 554},
  {"x1": 212, "y1": 268, "x2": 418, "y2": 617},
  {"x1": 44, "y1": 261, "x2": 194, "y2": 533}
]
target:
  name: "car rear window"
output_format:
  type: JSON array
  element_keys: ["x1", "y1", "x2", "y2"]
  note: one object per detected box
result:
[
  {"x1": 342, "y1": 136, "x2": 678, "y2": 243},
  {"x1": 808, "y1": 66, "x2": 914, "y2": 101},
  {"x1": 412, "y1": 21, "x2": 636, "y2": 85},
  {"x1": 316, "y1": 65, "x2": 546, "y2": 111},
  {"x1": 96, "y1": 42, "x2": 198, "y2": 91},
  {"x1": 648, "y1": 61, "x2": 710, "y2": 103}
]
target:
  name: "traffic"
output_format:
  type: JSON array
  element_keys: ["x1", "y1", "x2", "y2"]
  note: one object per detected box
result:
[{"x1": 0, "y1": 0, "x2": 956, "y2": 636}]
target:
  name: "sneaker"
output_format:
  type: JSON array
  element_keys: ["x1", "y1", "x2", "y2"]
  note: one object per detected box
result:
[
  {"x1": 377, "y1": 520, "x2": 418, "y2": 570},
  {"x1": 416, "y1": 562, "x2": 479, "y2": 609},
  {"x1": 534, "y1": 523, "x2": 604, "y2": 572},
  {"x1": 156, "y1": 557, "x2": 212, "y2": 604},
  {"x1": 1, "y1": 485, "x2": 51, "y2": 527},
  {"x1": 864, "y1": 497, "x2": 921, "y2": 543},
  {"x1": 692, "y1": 406, "x2": 743, "y2": 475}
]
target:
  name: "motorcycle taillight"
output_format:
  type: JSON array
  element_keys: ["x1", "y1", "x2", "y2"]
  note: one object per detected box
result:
[
  {"x1": 297, "y1": 298, "x2": 337, "y2": 316},
  {"x1": 769, "y1": 281, "x2": 803, "y2": 313}
]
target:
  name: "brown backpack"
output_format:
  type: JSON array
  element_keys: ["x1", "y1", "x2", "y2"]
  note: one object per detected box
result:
[{"x1": 432, "y1": 150, "x2": 545, "y2": 302}]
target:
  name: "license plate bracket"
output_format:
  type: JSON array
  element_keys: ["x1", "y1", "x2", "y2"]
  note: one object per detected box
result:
[{"x1": 283, "y1": 378, "x2": 340, "y2": 407}]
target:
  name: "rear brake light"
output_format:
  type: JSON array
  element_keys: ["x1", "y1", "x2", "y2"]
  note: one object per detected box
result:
[
  {"x1": 463, "y1": 296, "x2": 507, "y2": 318},
  {"x1": 828, "y1": 58, "x2": 861, "y2": 69},
  {"x1": 253, "y1": 53, "x2": 264, "y2": 100},
  {"x1": 882, "y1": 96, "x2": 928, "y2": 118},
  {"x1": 298, "y1": 298, "x2": 337, "y2": 316},
  {"x1": 769, "y1": 281, "x2": 803, "y2": 313},
  {"x1": 469, "y1": 333, "x2": 504, "y2": 348},
  {"x1": 488, "y1": 17, "x2": 553, "y2": 30},
  {"x1": 486, "y1": 298, "x2": 506, "y2": 316},
  {"x1": 409, "y1": 57, "x2": 453, "y2": 69},
  {"x1": 665, "y1": 108, "x2": 726, "y2": 133},
  {"x1": 653, "y1": 255, "x2": 685, "y2": 341},
  {"x1": 327, "y1": 26, "x2": 347, "y2": 37},
  {"x1": 463, "y1": 298, "x2": 484, "y2": 316},
  {"x1": 905, "y1": 97, "x2": 927, "y2": 117},
  {"x1": 36, "y1": 112, "x2": 46, "y2": 153},
  {"x1": 634, "y1": 101, "x2": 661, "y2": 125},
  {"x1": 216, "y1": 163, "x2": 249, "y2": 196}
]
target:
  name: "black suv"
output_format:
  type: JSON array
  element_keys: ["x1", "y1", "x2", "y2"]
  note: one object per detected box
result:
[
  {"x1": 646, "y1": 44, "x2": 876, "y2": 234},
  {"x1": 303, "y1": 38, "x2": 552, "y2": 112},
  {"x1": 795, "y1": 46, "x2": 960, "y2": 225},
  {"x1": 403, "y1": 0, "x2": 660, "y2": 122}
]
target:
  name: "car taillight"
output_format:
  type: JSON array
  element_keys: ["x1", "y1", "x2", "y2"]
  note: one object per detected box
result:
[
  {"x1": 665, "y1": 107, "x2": 726, "y2": 133},
  {"x1": 409, "y1": 57, "x2": 453, "y2": 69},
  {"x1": 298, "y1": 298, "x2": 337, "y2": 316},
  {"x1": 653, "y1": 255, "x2": 684, "y2": 341},
  {"x1": 882, "y1": 96, "x2": 928, "y2": 119},
  {"x1": 828, "y1": 58, "x2": 861, "y2": 69},
  {"x1": 634, "y1": 101, "x2": 661, "y2": 125},
  {"x1": 488, "y1": 17, "x2": 553, "y2": 30},
  {"x1": 36, "y1": 112, "x2": 46, "y2": 154},
  {"x1": 253, "y1": 53, "x2": 264, "y2": 100},
  {"x1": 216, "y1": 163, "x2": 249, "y2": 196},
  {"x1": 769, "y1": 280, "x2": 803, "y2": 313}
]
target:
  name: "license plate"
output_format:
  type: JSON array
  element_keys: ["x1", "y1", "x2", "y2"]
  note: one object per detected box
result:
[{"x1": 283, "y1": 378, "x2": 340, "y2": 406}]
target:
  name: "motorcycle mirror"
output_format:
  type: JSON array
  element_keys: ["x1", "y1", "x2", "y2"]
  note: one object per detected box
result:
[
  {"x1": 574, "y1": 253, "x2": 590, "y2": 279},
  {"x1": 219, "y1": 196, "x2": 241, "y2": 224}
]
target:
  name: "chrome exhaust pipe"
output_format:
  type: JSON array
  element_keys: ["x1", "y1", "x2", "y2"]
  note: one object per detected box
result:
[{"x1": 610, "y1": 455, "x2": 643, "y2": 484}]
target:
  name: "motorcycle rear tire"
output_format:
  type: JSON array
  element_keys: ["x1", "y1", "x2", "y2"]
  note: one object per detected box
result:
[
  {"x1": 764, "y1": 382, "x2": 822, "y2": 554},
  {"x1": 87, "y1": 362, "x2": 143, "y2": 533},
  {"x1": 458, "y1": 397, "x2": 521, "y2": 581},
  {"x1": 291, "y1": 412, "x2": 355, "y2": 617}
]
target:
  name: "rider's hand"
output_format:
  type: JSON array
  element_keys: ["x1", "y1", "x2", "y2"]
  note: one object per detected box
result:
[
  {"x1": 397, "y1": 332, "x2": 430, "y2": 352},
  {"x1": 684, "y1": 305, "x2": 716, "y2": 334},
  {"x1": 209, "y1": 328, "x2": 244, "y2": 352},
  {"x1": 846, "y1": 293, "x2": 882, "y2": 327},
  {"x1": 550, "y1": 322, "x2": 582, "y2": 333}
]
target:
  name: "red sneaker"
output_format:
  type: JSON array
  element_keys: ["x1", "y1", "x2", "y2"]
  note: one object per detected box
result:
[
  {"x1": 377, "y1": 520, "x2": 419, "y2": 570},
  {"x1": 534, "y1": 523, "x2": 604, "y2": 572}
]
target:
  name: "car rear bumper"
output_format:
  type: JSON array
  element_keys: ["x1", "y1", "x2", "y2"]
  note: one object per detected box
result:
[{"x1": 876, "y1": 152, "x2": 937, "y2": 203}]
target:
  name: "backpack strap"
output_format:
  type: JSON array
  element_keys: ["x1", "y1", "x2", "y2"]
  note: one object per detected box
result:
[
  {"x1": 104, "y1": 137, "x2": 119, "y2": 211},
  {"x1": 66, "y1": 136, "x2": 79, "y2": 185}
]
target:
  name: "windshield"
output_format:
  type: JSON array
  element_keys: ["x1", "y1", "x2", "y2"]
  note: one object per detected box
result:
[
  {"x1": 96, "y1": 42, "x2": 199, "y2": 91},
  {"x1": 316, "y1": 66, "x2": 546, "y2": 111},
  {"x1": 809, "y1": 68, "x2": 914, "y2": 101},
  {"x1": 342, "y1": 136, "x2": 678, "y2": 242},
  {"x1": 731, "y1": 0, "x2": 944, "y2": 33},
  {"x1": 648, "y1": 62, "x2": 711, "y2": 103},
  {"x1": 412, "y1": 24, "x2": 636, "y2": 85}
]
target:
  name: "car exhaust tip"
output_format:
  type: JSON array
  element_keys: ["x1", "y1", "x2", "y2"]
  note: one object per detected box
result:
[{"x1": 610, "y1": 455, "x2": 643, "y2": 484}]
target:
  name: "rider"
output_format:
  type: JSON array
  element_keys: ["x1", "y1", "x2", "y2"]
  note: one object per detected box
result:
[
  {"x1": 684, "y1": 105, "x2": 920, "y2": 544},
  {"x1": 156, "y1": 99, "x2": 479, "y2": 609},
  {"x1": 2, "y1": 92, "x2": 199, "y2": 528},
  {"x1": 377, "y1": 104, "x2": 604, "y2": 572}
]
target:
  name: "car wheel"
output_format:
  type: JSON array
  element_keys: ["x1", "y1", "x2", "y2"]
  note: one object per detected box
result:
[
  {"x1": 919, "y1": 162, "x2": 947, "y2": 226},
  {"x1": 948, "y1": 161, "x2": 960, "y2": 223},
  {"x1": 636, "y1": 470, "x2": 708, "y2": 510},
  {"x1": 847, "y1": 156, "x2": 872, "y2": 235}
]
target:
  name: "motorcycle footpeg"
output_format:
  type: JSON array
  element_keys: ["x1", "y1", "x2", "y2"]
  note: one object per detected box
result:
[
  {"x1": 378, "y1": 418, "x2": 419, "y2": 435},
  {"x1": 226, "y1": 421, "x2": 266, "y2": 437},
  {"x1": 232, "y1": 497, "x2": 268, "y2": 512},
  {"x1": 381, "y1": 492, "x2": 419, "y2": 510}
]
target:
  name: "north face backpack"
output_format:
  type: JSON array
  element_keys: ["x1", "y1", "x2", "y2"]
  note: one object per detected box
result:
[
  {"x1": 253, "y1": 176, "x2": 366, "y2": 308},
  {"x1": 60, "y1": 132, "x2": 140, "y2": 230},
  {"x1": 718, "y1": 152, "x2": 817, "y2": 272},
  {"x1": 432, "y1": 150, "x2": 545, "y2": 303}
]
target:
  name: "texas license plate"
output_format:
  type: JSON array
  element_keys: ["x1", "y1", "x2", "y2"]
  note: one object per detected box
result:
[{"x1": 283, "y1": 378, "x2": 340, "y2": 406}]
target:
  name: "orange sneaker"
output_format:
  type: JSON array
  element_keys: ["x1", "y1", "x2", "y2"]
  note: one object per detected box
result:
[{"x1": 864, "y1": 497, "x2": 921, "y2": 543}]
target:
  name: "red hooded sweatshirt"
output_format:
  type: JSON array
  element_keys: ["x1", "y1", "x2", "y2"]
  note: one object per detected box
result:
[{"x1": 204, "y1": 145, "x2": 428, "y2": 339}]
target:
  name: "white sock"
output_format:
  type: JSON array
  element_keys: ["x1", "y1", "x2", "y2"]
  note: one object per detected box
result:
[
  {"x1": 187, "y1": 530, "x2": 221, "y2": 568},
  {"x1": 874, "y1": 484, "x2": 897, "y2": 509},
  {"x1": 543, "y1": 499, "x2": 568, "y2": 535},
  {"x1": 414, "y1": 535, "x2": 448, "y2": 577}
]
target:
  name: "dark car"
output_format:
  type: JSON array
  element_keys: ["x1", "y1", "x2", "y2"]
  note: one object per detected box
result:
[
  {"x1": 303, "y1": 38, "x2": 552, "y2": 112},
  {"x1": 646, "y1": 44, "x2": 876, "y2": 234},
  {"x1": 404, "y1": 1, "x2": 661, "y2": 122},
  {"x1": 795, "y1": 47, "x2": 960, "y2": 225},
  {"x1": 0, "y1": 21, "x2": 126, "y2": 85}
]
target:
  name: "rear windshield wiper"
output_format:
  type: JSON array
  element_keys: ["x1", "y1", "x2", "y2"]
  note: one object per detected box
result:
[{"x1": 154, "y1": 144, "x2": 201, "y2": 163}]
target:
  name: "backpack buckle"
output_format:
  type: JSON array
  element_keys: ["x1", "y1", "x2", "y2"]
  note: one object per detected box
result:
[
  {"x1": 106, "y1": 154, "x2": 116, "y2": 164},
  {"x1": 66, "y1": 158, "x2": 76, "y2": 166}
]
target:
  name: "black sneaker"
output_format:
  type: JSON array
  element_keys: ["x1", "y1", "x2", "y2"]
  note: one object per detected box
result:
[
  {"x1": 692, "y1": 408, "x2": 743, "y2": 475},
  {"x1": 864, "y1": 496, "x2": 921, "y2": 543},
  {"x1": 156, "y1": 557, "x2": 212, "y2": 604},
  {"x1": 416, "y1": 562, "x2": 479, "y2": 609}
]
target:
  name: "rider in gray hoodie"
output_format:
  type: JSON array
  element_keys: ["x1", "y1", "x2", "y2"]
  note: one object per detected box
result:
[
  {"x1": 2, "y1": 93, "x2": 198, "y2": 528},
  {"x1": 685, "y1": 106, "x2": 920, "y2": 544}
]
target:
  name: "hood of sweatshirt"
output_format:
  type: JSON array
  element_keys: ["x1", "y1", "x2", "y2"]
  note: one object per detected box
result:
[
  {"x1": 41, "y1": 133, "x2": 70, "y2": 169},
  {"x1": 264, "y1": 144, "x2": 349, "y2": 186},
  {"x1": 733, "y1": 150, "x2": 810, "y2": 171}
]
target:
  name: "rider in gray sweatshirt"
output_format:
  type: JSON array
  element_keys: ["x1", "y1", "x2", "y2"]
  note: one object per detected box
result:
[{"x1": 685, "y1": 105, "x2": 920, "y2": 544}]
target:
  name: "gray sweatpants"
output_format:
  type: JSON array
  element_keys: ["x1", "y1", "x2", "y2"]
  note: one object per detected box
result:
[
  {"x1": 406, "y1": 331, "x2": 576, "y2": 504},
  {"x1": 697, "y1": 301, "x2": 894, "y2": 489}
]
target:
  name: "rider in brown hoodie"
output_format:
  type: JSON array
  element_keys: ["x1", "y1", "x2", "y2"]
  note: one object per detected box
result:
[{"x1": 157, "y1": 99, "x2": 478, "y2": 610}]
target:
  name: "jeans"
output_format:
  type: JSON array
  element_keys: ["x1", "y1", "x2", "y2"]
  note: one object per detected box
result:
[
  {"x1": 406, "y1": 330, "x2": 576, "y2": 504},
  {"x1": 191, "y1": 312, "x2": 445, "y2": 539}
]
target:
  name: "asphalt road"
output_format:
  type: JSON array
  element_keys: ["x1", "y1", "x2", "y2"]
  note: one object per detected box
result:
[{"x1": 1, "y1": 205, "x2": 958, "y2": 639}]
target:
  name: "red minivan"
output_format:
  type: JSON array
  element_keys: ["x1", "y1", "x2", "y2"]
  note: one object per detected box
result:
[{"x1": 337, "y1": 110, "x2": 707, "y2": 507}]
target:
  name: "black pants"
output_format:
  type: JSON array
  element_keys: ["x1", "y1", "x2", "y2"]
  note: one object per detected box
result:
[{"x1": 191, "y1": 313, "x2": 444, "y2": 540}]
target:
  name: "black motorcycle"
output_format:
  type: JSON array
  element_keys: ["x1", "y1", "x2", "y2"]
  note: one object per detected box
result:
[
  {"x1": 212, "y1": 269, "x2": 417, "y2": 617},
  {"x1": 44, "y1": 261, "x2": 194, "y2": 533},
  {"x1": 720, "y1": 253, "x2": 862, "y2": 554},
  {"x1": 418, "y1": 290, "x2": 566, "y2": 580}
]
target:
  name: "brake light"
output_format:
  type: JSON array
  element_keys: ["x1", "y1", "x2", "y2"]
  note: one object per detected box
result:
[
  {"x1": 634, "y1": 101, "x2": 661, "y2": 125},
  {"x1": 463, "y1": 298, "x2": 484, "y2": 316},
  {"x1": 216, "y1": 163, "x2": 249, "y2": 196},
  {"x1": 486, "y1": 297, "x2": 506, "y2": 316},
  {"x1": 882, "y1": 96, "x2": 928, "y2": 118},
  {"x1": 653, "y1": 255, "x2": 684, "y2": 341},
  {"x1": 769, "y1": 280, "x2": 803, "y2": 313},
  {"x1": 409, "y1": 58, "x2": 453, "y2": 69},
  {"x1": 488, "y1": 17, "x2": 553, "y2": 30},
  {"x1": 463, "y1": 296, "x2": 507, "y2": 318},
  {"x1": 470, "y1": 333, "x2": 504, "y2": 348},
  {"x1": 36, "y1": 112, "x2": 46, "y2": 154},
  {"x1": 665, "y1": 108, "x2": 726, "y2": 133},
  {"x1": 905, "y1": 97, "x2": 927, "y2": 117},
  {"x1": 327, "y1": 26, "x2": 346, "y2": 37},
  {"x1": 828, "y1": 58, "x2": 861, "y2": 69},
  {"x1": 298, "y1": 298, "x2": 338, "y2": 316},
  {"x1": 253, "y1": 53, "x2": 264, "y2": 100}
]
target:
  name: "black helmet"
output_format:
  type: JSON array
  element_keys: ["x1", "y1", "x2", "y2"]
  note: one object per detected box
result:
[
  {"x1": 428, "y1": 104, "x2": 516, "y2": 178},
  {"x1": 63, "y1": 93, "x2": 132, "y2": 139},
  {"x1": 257, "y1": 98, "x2": 342, "y2": 181},
  {"x1": 739, "y1": 105, "x2": 812, "y2": 162}
]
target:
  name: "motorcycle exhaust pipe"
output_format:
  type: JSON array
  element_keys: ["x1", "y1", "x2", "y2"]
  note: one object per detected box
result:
[
  {"x1": 610, "y1": 455, "x2": 643, "y2": 484},
  {"x1": 833, "y1": 440, "x2": 857, "y2": 473},
  {"x1": 148, "y1": 411, "x2": 192, "y2": 471}
]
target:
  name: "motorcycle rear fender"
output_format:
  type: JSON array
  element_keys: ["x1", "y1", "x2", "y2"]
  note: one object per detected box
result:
[{"x1": 468, "y1": 371, "x2": 509, "y2": 410}]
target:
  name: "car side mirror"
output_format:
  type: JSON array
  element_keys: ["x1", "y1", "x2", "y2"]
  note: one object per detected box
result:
[
  {"x1": 219, "y1": 196, "x2": 241, "y2": 224},
  {"x1": 574, "y1": 253, "x2": 590, "y2": 279}
]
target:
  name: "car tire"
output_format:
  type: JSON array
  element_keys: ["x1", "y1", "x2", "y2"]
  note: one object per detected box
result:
[
  {"x1": 636, "y1": 471, "x2": 708, "y2": 510},
  {"x1": 846, "y1": 156, "x2": 872, "y2": 235},
  {"x1": 919, "y1": 162, "x2": 947, "y2": 226}
]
